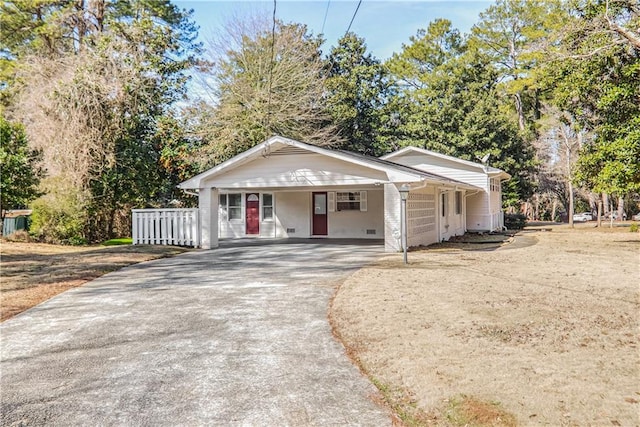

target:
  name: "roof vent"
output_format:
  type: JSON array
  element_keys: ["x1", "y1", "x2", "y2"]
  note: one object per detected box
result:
[
  {"x1": 286, "y1": 228, "x2": 296, "y2": 233},
  {"x1": 366, "y1": 229, "x2": 376, "y2": 235}
]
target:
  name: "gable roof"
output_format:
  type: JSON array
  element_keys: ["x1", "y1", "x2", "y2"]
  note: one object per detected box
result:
[
  {"x1": 381, "y1": 146, "x2": 511, "y2": 179},
  {"x1": 178, "y1": 136, "x2": 479, "y2": 190},
  {"x1": 335, "y1": 150, "x2": 476, "y2": 188}
]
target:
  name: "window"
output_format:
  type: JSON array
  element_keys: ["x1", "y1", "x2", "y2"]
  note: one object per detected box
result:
[
  {"x1": 262, "y1": 193, "x2": 273, "y2": 220},
  {"x1": 336, "y1": 192, "x2": 360, "y2": 211},
  {"x1": 228, "y1": 193, "x2": 242, "y2": 220},
  {"x1": 455, "y1": 191, "x2": 462, "y2": 215}
]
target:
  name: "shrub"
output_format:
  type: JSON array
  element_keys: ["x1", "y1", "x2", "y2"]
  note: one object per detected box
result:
[
  {"x1": 504, "y1": 213, "x2": 526, "y2": 230},
  {"x1": 631, "y1": 223, "x2": 638, "y2": 233},
  {"x1": 4, "y1": 230, "x2": 31, "y2": 242},
  {"x1": 30, "y1": 188, "x2": 88, "y2": 245}
]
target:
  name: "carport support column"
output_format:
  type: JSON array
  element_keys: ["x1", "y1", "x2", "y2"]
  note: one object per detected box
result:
[{"x1": 199, "y1": 187, "x2": 219, "y2": 249}]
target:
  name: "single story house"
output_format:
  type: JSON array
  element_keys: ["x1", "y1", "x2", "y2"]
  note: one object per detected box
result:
[{"x1": 167, "y1": 136, "x2": 510, "y2": 252}]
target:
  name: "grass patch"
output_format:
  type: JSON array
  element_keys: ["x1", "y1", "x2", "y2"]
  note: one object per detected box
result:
[
  {"x1": 369, "y1": 377, "x2": 435, "y2": 426},
  {"x1": 101, "y1": 237, "x2": 133, "y2": 246},
  {"x1": 444, "y1": 395, "x2": 517, "y2": 427}
]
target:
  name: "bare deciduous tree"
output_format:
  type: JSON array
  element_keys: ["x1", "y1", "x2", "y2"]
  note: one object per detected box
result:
[{"x1": 193, "y1": 13, "x2": 341, "y2": 167}]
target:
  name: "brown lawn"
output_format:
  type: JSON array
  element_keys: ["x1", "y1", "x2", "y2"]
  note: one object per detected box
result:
[
  {"x1": 0, "y1": 241, "x2": 189, "y2": 321},
  {"x1": 331, "y1": 224, "x2": 640, "y2": 426}
]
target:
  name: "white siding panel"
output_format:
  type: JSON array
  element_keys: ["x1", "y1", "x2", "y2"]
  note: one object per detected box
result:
[
  {"x1": 328, "y1": 189, "x2": 383, "y2": 238},
  {"x1": 384, "y1": 184, "x2": 401, "y2": 252},
  {"x1": 275, "y1": 192, "x2": 310, "y2": 237},
  {"x1": 466, "y1": 192, "x2": 492, "y2": 231},
  {"x1": 259, "y1": 221, "x2": 276, "y2": 238},
  {"x1": 204, "y1": 154, "x2": 389, "y2": 188},
  {"x1": 391, "y1": 153, "x2": 488, "y2": 190}
]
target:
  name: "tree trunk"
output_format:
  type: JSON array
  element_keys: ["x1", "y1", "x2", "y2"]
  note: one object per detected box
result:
[
  {"x1": 618, "y1": 196, "x2": 625, "y2": 221},
  {"x1": 597, "y1": 200, "x2": 602, "y2": 227},
  {"x1": 514, "y1": 92, "x2": 525, "y2": 131},
  {"x1": 568, "y1": 180, "x2": 574, "y2": 228}
]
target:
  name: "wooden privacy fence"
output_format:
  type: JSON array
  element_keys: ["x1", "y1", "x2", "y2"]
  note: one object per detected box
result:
[{"x1": 132, "y1": 209, "x2": 199, "y2": 247}]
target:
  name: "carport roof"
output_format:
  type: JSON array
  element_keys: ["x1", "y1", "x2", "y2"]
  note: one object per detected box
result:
[{"x1": 178, "y1": 136, "x2": 480, "y2": 190}]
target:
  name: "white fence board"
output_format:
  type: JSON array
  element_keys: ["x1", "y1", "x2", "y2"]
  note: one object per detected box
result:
[{"x1": 132, "y1": 209, "x2": 199, "y2": 247}]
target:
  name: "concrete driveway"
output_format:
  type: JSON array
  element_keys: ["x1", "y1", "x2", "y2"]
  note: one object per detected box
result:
[{"x1": 1, "y1": 239, "x2": 390, "y2": 426}]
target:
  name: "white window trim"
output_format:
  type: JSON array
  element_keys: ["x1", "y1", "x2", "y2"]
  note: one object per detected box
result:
[
  {"x1": 261, "y1": 193, "x2": 274, "y2": 222},
  {"x1": 335, "y1": 190, "x2": 367, "y2": 212},
  {"x1": 227, "y1": 192, "x2": 243, "y2": 222}
]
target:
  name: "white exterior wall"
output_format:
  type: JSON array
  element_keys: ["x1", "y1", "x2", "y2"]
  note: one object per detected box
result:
[
  {"x1": 466, "y1": 191, "x2": 489, "y2": 231},
  {"x1": 490, "y1": 182, "x2": 504, "y2": 230},
  {"x1": 391, "y1": 153, "x2": 488, "y2": 189},
  {"x1": 407, "y1": 186, "x2": 438, "y2": 247},
  {"x1": 207, "y1": 153, "x2": 389, "y2": 188},
  {"x1": 274, "y1": 192, "x2": 311, "y2": 238},
  {"x1": 217, "y1": 189, "x2": 384, "y2": 240},
  {"x1": 328, "y1": 189, "x2": 384, "y2": 238},
  {"x1": 438, "y1": 189, "x2": 466, "y2": 241},
  {"x1": 389, "y1": 152, "x2": 505, "y2": 232},
  {"x1": 467, "y1": 180, "x2": 503, "y2": 232},
  {"x1": 199, "y1": 188, "x2": 219, "y2": 249},
  {"x1": 384, "y1": 184, "x2": 402, "y2": 252}
]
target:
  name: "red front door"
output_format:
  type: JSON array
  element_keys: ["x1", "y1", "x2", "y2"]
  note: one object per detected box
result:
[
  {"x1": 312, "y1": 192, "x2": 328, "y2": 236},
  {"x1": 246, "y1": 193, "x2": 259, "y2": 235}
]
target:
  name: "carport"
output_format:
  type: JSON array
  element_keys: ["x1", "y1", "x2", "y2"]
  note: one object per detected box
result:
[{"x1": 133, "y1": 136, "x2": 478, "y2": 251}]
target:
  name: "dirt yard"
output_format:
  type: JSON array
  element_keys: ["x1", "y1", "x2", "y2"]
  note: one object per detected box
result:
[
  {"x1": 0, "y1": 241, "x2": 189, "y2": 321},
  {"x1": 331, "y1": 224, "x2": 640, "y2": 426}
]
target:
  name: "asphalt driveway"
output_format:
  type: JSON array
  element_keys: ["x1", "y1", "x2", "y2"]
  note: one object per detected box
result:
[{"x1": 0, "y1": 239, "x2": 390, "y2": 426}]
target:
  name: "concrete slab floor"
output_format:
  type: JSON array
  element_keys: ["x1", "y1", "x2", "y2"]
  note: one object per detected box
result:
[{"x1": 1, "y1": 242, "x2": 391, "y2": 426}]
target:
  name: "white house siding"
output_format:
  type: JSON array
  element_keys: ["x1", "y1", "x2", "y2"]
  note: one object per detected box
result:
[
  {"x1": 490, "y1": 184, "x2": 504, "y2": 230},
  {"x1": 439, "y1": 189, "x2": 466, "y2": 241},
  {"x1": 328, "y1": 189, "x2": 384, "y2": 238},
  {"x1": 466, "y1": 191, "x2": 489, "y2": 231},
  {"x1": 407, "y1": 187, "x2": 438, "y2": 247},
  {"x1": 389, "y1": 152, "x2": 505, "y2": 232},
  {"x1": 199, "y1": 188, "x2": 219, "y2": 249},
  {"x1": 384, "y1": 184, "x2": 402, "y2": 252},
  {"x1": 217, "y1": 189, "x2": 384, "y2": 239},
  {"x1": 390, "y1": 153, "x2": 488, "y2": 189},
  {"x1": 206, "y1": 153, "x2": 389, "y2": 188},
  {"x1": 274, "y1": 191, "x2": 311, "y2": 238}
]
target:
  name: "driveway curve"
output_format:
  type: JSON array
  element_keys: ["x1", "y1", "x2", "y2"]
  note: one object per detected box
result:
[{"x1": 1, "y1": 239, "x2": 390, "y2": 426}]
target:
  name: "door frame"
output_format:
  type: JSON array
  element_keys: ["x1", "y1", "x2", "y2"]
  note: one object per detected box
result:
[
  {"x1": 245, "y1": 193, "x2": 260, "y2": 235},
  {"x1": 311, "y1": 192, "x2": 328, "y2": 236}
]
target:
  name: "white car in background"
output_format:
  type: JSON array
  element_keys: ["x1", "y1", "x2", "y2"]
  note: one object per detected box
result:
[{"x1": 572, "y1": 212, "x2": 593, "y2": 222}]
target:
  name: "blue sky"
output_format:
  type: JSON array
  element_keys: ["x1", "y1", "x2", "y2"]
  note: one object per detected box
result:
[{"x1": 174, "y1": 0, "x2": 493, "y2": 60}]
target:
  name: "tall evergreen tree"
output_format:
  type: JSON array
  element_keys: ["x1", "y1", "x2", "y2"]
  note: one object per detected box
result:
[
  {"x1": 386, "y1": 19, "x2": 536, "y2": 205},
  {"x1": 325, "y1": 33, "x2": 390, "y2": 156}
]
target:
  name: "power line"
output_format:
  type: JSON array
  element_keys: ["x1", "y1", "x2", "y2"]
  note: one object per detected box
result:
[
  {"x1": 266, "y1": 0, "x2": 277, "y2": 131},
  {"x1": 321, "y1": 0, "x2": 331, "y2": 34},
  {"x1": 345, "y1": 0, "x2": 362, "y2": 35}
]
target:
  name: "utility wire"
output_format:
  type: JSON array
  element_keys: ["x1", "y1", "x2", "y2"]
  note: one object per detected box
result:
[
  {"x1": 321, "y1": 0, "x2": 331, "y2": 34},
  {"x1": 266, "y1": 0, "x2": 277, "y2": 132},
  {"x1": 326, "y1": 0, "x2": 363, "y2": 75},
  {"x1": 345, "y1": 0, "x2": 362, "y2": 35}
]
